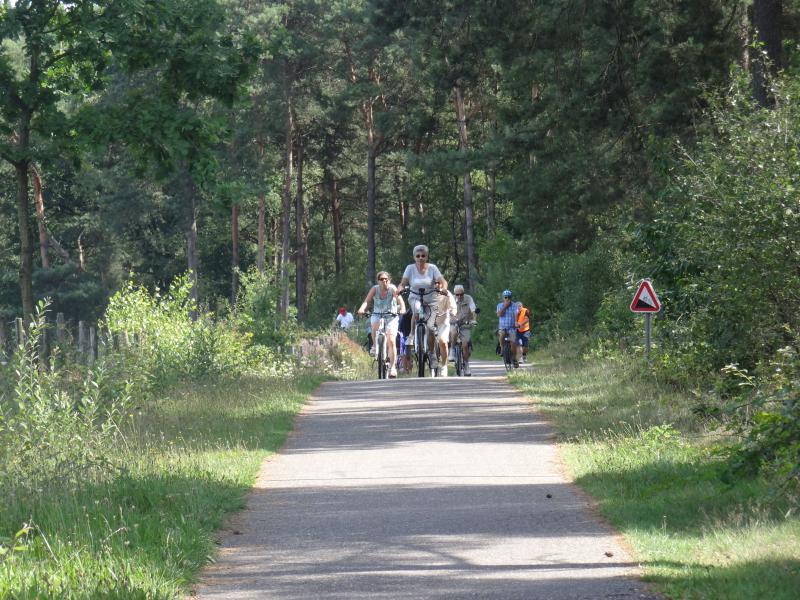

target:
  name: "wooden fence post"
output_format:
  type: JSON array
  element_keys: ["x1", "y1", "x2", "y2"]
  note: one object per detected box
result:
[{"x1": 78, "y1": 321, "x2": 86, "y2": 361}]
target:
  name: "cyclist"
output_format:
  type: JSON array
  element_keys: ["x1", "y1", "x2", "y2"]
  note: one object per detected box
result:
[
  {"x1": 357, "y1": 271, "x2": 406, "y2": 378},
  {"x1": 496, "y1": 289, "x2": 520, "y2": 368},
  {"x1": 450, "y1": 284, "x2": 477, "y2": 376},
  {"x1": 427, "y1": 279, "x2": 457, "y2": 377},
  {"x1": 515, "y1": 301, "x2": 531, "y2": 363},
  {"x1": 397, "y1": 244, "x2": 448, "y2": 347}
]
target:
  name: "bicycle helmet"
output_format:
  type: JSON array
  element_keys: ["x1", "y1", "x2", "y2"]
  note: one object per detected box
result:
[{"x1": 502, "y1": 289, "x2": 512, "y2": 298}]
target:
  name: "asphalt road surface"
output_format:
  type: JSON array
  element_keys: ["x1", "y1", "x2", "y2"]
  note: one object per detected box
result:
[{"x1": 195, "y1": 360, "x2": 661, "y2": 599}]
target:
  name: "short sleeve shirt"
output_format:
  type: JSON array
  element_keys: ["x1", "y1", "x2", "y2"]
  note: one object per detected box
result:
[
  {"x1": 454, "y1": 294, "x2": 477, "y2": 323},
  {"x1": 336, "y1": 312, "x2": 354, "y2": 329},
  {"x1": 402, "y1": 263, "x2": 443, "y2": 296},
  {"x1": 496, "y1": 301, "x2": 518, "y2": 330}
]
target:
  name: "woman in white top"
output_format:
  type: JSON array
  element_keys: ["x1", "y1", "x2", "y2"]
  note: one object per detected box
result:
[
  {"x1": 397, "y1": 244, "x2": 448, "y2": 307},
  {"x1": 396, "y1": 245, "x2": 451, "y2": 376},
  {"x1": 357, "y1": 271, "x2": 406, "y2": 378}
]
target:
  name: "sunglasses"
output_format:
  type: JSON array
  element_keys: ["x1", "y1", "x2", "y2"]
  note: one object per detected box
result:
[
  {"x1": 415, "y1": 254, "x2": 427, "y2": 259},
  {"x1": 455, "y1": 293, "x2": 463, "y2": 297},
  {"x1": 378, "y1": 277, "x2": 388, "y2": 281}
]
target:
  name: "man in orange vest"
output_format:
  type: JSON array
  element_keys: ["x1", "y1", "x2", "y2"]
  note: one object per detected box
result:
[{"x1": 515, "y1": 302, "x2": 531, "y2": 363}]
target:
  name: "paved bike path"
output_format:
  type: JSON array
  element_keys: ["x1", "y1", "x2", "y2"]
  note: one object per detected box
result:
[{"x1": 196, "y1": 360, "x2": 660, "y2": 599}]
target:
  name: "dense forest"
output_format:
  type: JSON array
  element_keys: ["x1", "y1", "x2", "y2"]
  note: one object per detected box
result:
[
  {"x1": 1, "y1": 2, "x2": 799, "y2": 596},
  {"x1": 1, "y1": 1, "x2": 798, "y2": 411}
]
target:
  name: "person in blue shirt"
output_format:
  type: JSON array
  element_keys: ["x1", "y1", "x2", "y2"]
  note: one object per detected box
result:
[{"x1": 496, "y1": 289, "x2": 520, "y2": 368}]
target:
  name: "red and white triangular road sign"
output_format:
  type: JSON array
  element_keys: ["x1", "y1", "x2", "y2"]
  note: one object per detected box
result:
[{"x1": 630, "y1": 280, "x2": 661, "y2": 313}]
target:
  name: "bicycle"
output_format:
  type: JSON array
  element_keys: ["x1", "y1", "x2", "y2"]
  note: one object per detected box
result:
[
  {"x1": 367, "y1": 312, "x2": 397, "y2": 379},
  {"x1": 409, "y1": 287, "x2": 444, "y2": 377},
  {"x1": 500, "y1": 328, "x2": 515, "y2": 372},
  {"x1": 452, "y1": 320, "x2": 466, "y2": 376},
  {"x1": 366, "y1": 311, "x2": 396, "y2": 379}
]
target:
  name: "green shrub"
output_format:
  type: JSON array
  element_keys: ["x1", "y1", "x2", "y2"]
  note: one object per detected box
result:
[
  {"x1": 556, "y1": 245, "x2": 619, "y2": 334},
  {"x1": 235, "y1": 267, "x2": 298, "y2": 347},
  {"x1": 0, "y1": 303, "x2": 130, "y2": 498},
  {"x1": 640, "y1": 69, "x2": 800, "y2": 376},
  {"x1": 104, "y1": 273, "x2": 270, "y2": 386},
  {"x1": 724, "y1": 342, "x2": 800, "y2": 493}
]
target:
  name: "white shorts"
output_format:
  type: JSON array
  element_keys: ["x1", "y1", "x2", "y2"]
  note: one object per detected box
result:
[
  {"x1": 435, "y1": 320, "x2": 450, "y2": 343},
  {"x1": 371, "y1": 314, "x2": 399, "y2": 336},
  {"x1": 424, "y1": 312, "x2": 450, "y2": 343}
]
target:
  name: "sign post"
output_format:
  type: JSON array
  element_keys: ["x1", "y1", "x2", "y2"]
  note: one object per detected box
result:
[{"x1": 630, "y1": 279, "x2": 661, "y2": 360}]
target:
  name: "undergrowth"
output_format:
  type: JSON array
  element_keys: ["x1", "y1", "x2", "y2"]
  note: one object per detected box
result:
[{"x1": 510, "y1": 351, "x2": 800, "y2": 600}]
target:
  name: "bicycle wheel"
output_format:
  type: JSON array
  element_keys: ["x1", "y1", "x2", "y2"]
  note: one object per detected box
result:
[
  {"x1": 503, "y1": 338, "x2": 514, "y2": 372},
  {"x1": 454, "y1": 344, "x2": 463, "y2": 376},
  {"x1": 378, "y1": 335, "x2": 386, "y2": 379},
  {"x1": 416, "y1": 323, "x2": 427, "y2": 377},
  {"x1": 432, "y1": 344, "x2": 441, "y2": 377}
]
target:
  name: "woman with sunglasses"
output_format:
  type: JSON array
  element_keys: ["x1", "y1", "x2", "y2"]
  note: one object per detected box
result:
[
  {"x1": 357, "y1": 271, "x2": 406, "y2": 378},
  {"x1": 397, "y1": 244, "x2": 448, "y2": 298},
  {"x1": 397, "y1": 245, "x2": 450, "y2": 375}
]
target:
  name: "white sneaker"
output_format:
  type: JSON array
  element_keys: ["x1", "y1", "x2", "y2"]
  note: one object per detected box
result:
[
  {"x1": 464, "y1": 362, "x2": 471, "y2": 376},
  {"x1": 389, "y1": 365, "x2": 397, "y2": 378},
  {"x1": 441, "y1": 364, "x2": 448, "y2": 377}
]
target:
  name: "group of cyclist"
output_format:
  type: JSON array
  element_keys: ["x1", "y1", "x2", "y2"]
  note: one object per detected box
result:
[{"x1": 347, "y1": 244, "x2": 529, "y2": 378}]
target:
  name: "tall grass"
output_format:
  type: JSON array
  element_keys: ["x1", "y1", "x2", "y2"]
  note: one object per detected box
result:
[
  {"x1": 0, "y1": 375, "x2": 317, "y2": 599},
  {"x1": 511, "y1": 352, "x2": 800, "y2": 600},
  {"x1": 0, "y1": 279, "x2": 370, "y2": 598}
]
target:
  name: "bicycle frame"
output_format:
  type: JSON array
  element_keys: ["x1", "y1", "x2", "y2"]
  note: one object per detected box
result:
[
  {"x1": 500, "y1": 329, "x2": 515, "y2": 372},
  {"x1": 452, "y1": 321, "x2": 466, "y2": 376},
  {"x1": 410, "y1": 288, "x2": 442, "y2": 377},
  {"x1": 369, "y1": 311, "x2": 395, "y2": 380}
]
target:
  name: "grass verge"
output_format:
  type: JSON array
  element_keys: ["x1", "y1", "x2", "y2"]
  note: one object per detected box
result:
[
  {"x1": 510, "y1": 352, "x2": 800, "y2": 600},
  {"x1": 0, "y1": 374, "x2": 322, "y2": 599}
]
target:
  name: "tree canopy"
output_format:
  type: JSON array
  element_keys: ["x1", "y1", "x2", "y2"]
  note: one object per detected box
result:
[{"x1": 0, "y1": 0, "x2": 797, "y2": 383}]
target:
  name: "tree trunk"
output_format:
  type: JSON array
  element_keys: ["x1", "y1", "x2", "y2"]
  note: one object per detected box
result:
[
  {"x1": 453, "y1": 86, "x2": 477, "y2": 292},
  {"x1": 29, "y1": 164, "x2": 50, "y2": 268},
  {"x1": 451, "y1": 208, "x2": 462, "y2": 283},
  {"x1": 187, "y1": 195, "x2": 200, "y2": 319},
  {"x1": 257, "y1": 194, "x2": 266, "y2": 274},
  {"x1": 417, "y1": 192, "x2": 426, "y2": 238},
  {"x1": 327, "y1": 169, "x2": 344, "y2": 279},
  {"x1": 366, "y1": 144, "x2": 377, "y2": 288},
  {"x1": 15, "y1": 159, "x2": 35, "y2": 320},
  {"x1": 487, "y1": 171, "x2": 497, "y2": 239},
  {"x1": 752, "y1": 0, "x2": 782, "y2": 107},
  {"x1": 77, "y1": 232, "x2": 86, "y2": 270},
  {"x1": 294, "y1": 137, "x2": 308, "y2": 320},
  {"x1": 256, "y1": 141, "x2": 266, "y2": 274},
  {"x1": 280, "y1": 70, "x2": 294, "y2": 318},
  {"x1": 231, "y1": 202, "x2": 240, "y2": 308},
  {"x1": 271, "y1": 216, "x2": 280, "y2": 275},
  {"x1": 396, "y1": 166, "x2": 408, "y2": 237}
]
